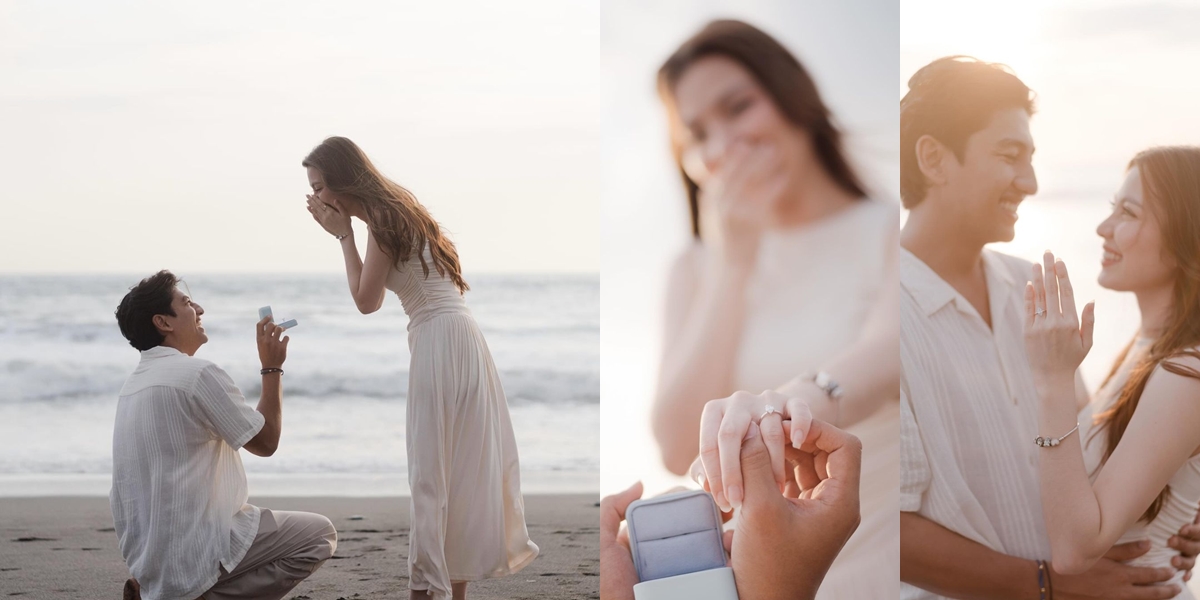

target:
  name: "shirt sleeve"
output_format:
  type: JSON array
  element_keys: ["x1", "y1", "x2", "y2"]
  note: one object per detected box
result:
[
  {"x1": 900, "y1": 386, "x2": 931, "y2": 512},
  {"x1": 190, "y1": 363, "x2": 266, "y2": 450}
]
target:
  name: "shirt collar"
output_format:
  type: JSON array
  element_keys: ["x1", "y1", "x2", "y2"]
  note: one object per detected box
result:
[
  {"x1": 901, "y1": 247, "x2": 1017, "y2": 318},
  {"x1": 900, "y1": 247, "x2": 956, "y2": 316},
  {"x1": 140, "y1": 345, "x2": 185, "y2": 360},
  {"x1": 980, "y1": 249, "x2": 1017, "y2": 319}
]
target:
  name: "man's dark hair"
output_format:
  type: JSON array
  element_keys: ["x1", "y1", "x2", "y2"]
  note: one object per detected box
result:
[
  {"x1": 115, "y1": 270, "x2": 179, "y2": 351},
  {"x1": 900, "y1": 56, "x2": 1036, "y2": 208}
]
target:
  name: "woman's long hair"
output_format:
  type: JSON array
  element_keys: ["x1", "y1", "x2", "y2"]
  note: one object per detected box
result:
[
  {"x1": 1093, "y1": 146, "x2": 1200, "y2": 521},
  {"x1": 656, "y1": 19, "x2": 866, "y2": 239},
  {"x1": 303, "y1": 137, "x2": 468, "y2": 293}
]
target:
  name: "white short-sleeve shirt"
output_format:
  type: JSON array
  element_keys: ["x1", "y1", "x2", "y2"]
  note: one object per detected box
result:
[
  {"x1": 900, "y1": 248, "x2": 1050, "y2": 600},
  {"x1": 110, "y1": 346, "x2": 265, "y2": 600}
]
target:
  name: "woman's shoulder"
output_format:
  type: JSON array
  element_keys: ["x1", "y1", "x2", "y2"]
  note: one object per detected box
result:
[
  {"x1": 1136, "y1": 348, "x2": 1200, "y2": 411},
  {"x1": 859, "y1": 196, "x2": 901, "y2": 217},
  {"x1": 1159, "y1": 347, "x2": 1200, "y2": 378},
  {"x1": 834, "y1": 199, "x2": 899, "y2": 255},
  {"x1": 667, "y1": 241, "x2": 706, "y2": 283},
  {"x1": 850, "y1": 197, "x2": 901, "y2": 229},
  {"x1": 391, "y1": 240, "x2": 432, "y2": 268}
]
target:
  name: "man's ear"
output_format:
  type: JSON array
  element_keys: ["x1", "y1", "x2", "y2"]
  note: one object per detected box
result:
[
  {"x1": 152, "y1": 314, "x2": 173, "y2": 336},
  {"x1": 915, "y1": 134, "x2": 951, "y2": 189}
]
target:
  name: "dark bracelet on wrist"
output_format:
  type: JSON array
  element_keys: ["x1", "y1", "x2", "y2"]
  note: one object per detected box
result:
[
  {"x1": 1036, "y1": 560, "x2": 1049, "y2": 600},
  {"x1": 260, "y1": 367, "x2": 284, "y2": 376}
]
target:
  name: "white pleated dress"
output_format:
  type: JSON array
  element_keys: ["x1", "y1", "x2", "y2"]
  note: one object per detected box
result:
[{"x1": 386, "y1": 246, "x2": 539, "y2": 599}]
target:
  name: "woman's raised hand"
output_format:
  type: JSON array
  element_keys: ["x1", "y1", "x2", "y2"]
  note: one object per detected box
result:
[
  {"x1": 700, "y1": 141, "x2": 789, "y2": 268},
  {"x1": 306, "y1": 194, "x2": 352, "y2": 238},
  {"x1": 1023, "y1": 251, "x2": 1095, "y2": 388}
]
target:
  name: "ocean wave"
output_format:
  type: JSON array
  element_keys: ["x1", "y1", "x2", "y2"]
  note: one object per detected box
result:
[
  {"x1": 213, "y1": 368, "x2": 599, "y2": 404},
  {"x1": 0, "y1": 360, "x2": 129, "y2": 402},
  {"x1": 0, "y1": 359, "x2": 598, "y2": 405},
  {"x1": 1, "y1": 274, "x2": 598, "y2": 405},
  {"x1": 0, "y1": 321, "x2": 597, "y2": 342}
]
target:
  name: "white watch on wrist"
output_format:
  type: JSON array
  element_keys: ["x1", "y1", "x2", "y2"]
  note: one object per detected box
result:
[{"x1": 807, "y1": 371, "x2": 844, "y2": 400}]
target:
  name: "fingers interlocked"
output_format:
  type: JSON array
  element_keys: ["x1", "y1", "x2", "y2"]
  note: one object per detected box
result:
[{"x1": 698, "y1": 390, "x2": 812, "y2": 512}]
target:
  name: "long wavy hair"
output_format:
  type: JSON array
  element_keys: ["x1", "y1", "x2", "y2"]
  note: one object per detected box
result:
[
  {"x1": 1093, "y1": 146, "x2": 1200, "y2": 522},
  {"x1": 656, "y1": 19, "x2": 866, "y2": 239},
  {"x1": 303, "y1": 137, "x2": 468, "y2": 293}
]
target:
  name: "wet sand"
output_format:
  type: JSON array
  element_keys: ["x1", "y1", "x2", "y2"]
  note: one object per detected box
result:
[{"x1": 0, "y1": 494, "x2": 599, "y2": 599}]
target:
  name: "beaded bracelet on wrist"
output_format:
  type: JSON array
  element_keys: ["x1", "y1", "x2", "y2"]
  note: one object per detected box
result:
[{"x1": 1035, "y1": 424, "x2": 1079, "y2": 448}]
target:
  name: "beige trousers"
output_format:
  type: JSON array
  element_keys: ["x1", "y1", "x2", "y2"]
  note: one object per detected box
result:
[{"x1": 201, "y1": 509, "x2": 338, "y2": 600}]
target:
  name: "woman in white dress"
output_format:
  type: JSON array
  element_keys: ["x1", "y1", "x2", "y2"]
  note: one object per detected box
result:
[
  {"x1": 1026, "y1": 146, "x2": 1200, "y2": 599},
  {"x1": 302, "y1": 137, "x2": 538, "y2": 600},
  {"x1": 651, "y1": 20, "x2": 900, "y2": 599}
]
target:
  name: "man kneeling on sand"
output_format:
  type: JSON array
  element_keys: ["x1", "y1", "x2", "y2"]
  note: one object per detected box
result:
[{"x1": 111, "y1": 271, "x2": 336, "y2": 600}]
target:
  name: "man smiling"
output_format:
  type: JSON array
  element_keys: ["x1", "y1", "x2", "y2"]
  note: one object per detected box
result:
[
  {"x1": 111, "y1": 270, "x2": 336, "y2": 600},
  {"x1": 898, "y1": 57, "x2": 1200, "y2": 599}
]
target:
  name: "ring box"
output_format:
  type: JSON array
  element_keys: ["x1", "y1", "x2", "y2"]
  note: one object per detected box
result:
[
  {"x1": 627, "y1": 490, "x2": 738, "y2": 600},
  {"x1": 258, "y1": 306, "x2": 297, "y2": 330}
]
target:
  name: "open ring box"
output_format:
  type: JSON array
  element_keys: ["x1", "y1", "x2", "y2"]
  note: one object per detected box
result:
[{"x1": 628, "y1": 489, "x2": 739, "y2": 600}]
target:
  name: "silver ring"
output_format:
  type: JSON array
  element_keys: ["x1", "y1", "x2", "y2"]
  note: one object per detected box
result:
[
  {"x1": 759, "y1": 405, "x2": 777, "y2": 421},
  {"x1": 1035, "y1": 309, "x2": 1046, "y2": 317}
]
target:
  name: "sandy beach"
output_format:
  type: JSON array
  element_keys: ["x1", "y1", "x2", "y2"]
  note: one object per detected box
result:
[{"x1": 0, "y1": 494, "x2": 598, "y2": 599}]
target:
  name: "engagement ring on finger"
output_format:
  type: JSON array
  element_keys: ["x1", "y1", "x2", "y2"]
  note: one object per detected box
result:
[
  {"x1": 1036, "y1": 309, "x2": 1046, "y2": 317},
  {"x1": 759, "y1": 405, "x2": 777, "y2": 420}
]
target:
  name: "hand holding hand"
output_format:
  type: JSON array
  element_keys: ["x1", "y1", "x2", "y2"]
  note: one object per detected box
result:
[
  {"x1": 728, "y1": 419, "x2": 862, "y2": 600},
  {"x1": 1024, "y1": 251, "x2": 1095, "y2": 388},
  {"x1": 1169, "y1": 509, "x2": 1200, "y2": 580},
  {"x1": 306, "y1": 194, "x2": 352, "y2": 238},
  {"x1": 697, "y1": 389, "x2": 813, "y2": 511}
]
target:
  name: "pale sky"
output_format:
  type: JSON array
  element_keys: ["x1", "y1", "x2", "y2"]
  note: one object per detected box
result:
[
  {"x1": 902, "y1": 0, "x2": 1200, "y2": 201},
  {"x1": 600, "y1": 0, "x2": 899, "y2": 495},
  {"x1": 0, "y1": 1, "x2": 599, "y2": 273}
]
